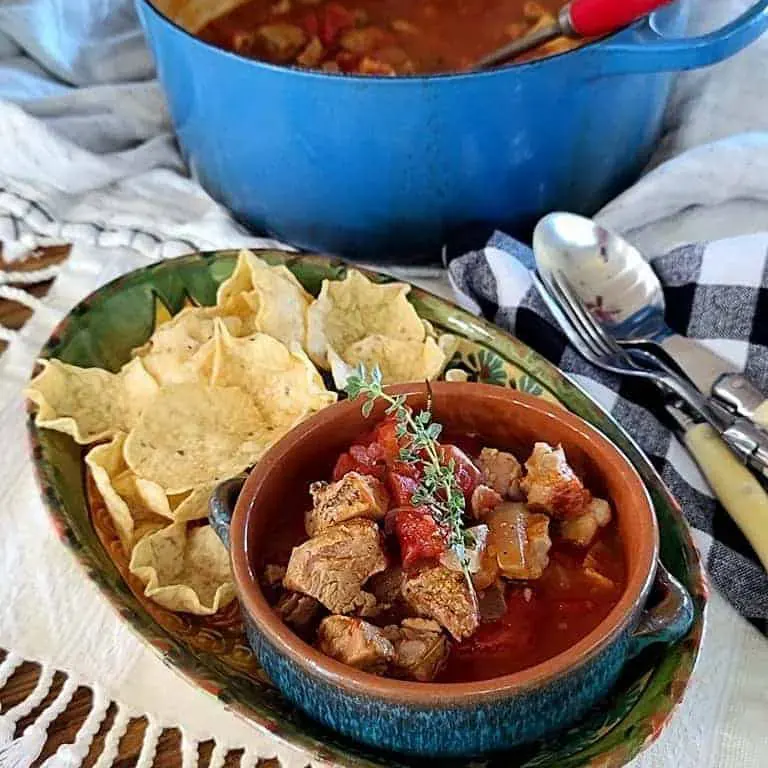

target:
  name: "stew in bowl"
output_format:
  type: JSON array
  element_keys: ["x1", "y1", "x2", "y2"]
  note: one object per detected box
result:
[
  {"x1": 212, "y1": 381, "x2": 693, "y2": 756},
  {"x1": 260, "y1": 413, "x2": 626, "y2": 684}
]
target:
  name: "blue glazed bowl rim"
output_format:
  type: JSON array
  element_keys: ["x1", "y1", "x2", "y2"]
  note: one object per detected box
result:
[
  {"x1": 230, "y1": 382, "x2": 659, "y2": 706},
  {"x1": 139, "y1": 0, "x2": 650, "y2": 84}
]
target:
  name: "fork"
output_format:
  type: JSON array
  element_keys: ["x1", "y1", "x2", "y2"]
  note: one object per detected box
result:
[
  {"x1": 535, "y1": 269, "x2": 768, "y2": 480},
  {"x1": 531, "y1": 270, "x2": 714, "y2": 418}
]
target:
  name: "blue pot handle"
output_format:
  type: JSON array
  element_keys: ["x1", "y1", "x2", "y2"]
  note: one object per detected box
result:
[
  {"x1": 209, "y1": 474, "x2": 247, "y2": 550},
  {"x1": 628, "y1": 562, "x2": 694, "y2": 657},
  {"x1": 587, "y1": 0, "x2": 768, "y2": 76}
]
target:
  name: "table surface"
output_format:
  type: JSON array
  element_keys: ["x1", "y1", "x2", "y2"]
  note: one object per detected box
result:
[{"x1": 0, "y1": 246, "x2": 280, "y2": 767}]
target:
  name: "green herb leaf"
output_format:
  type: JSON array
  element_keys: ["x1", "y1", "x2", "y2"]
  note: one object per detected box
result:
[{"x1": 343, "y1": 368, "x2": 474, "y2": 590}]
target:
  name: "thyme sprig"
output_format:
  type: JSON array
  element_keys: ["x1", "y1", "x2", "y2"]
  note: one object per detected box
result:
[{"x1": 345, "y1": 364, "x2": 474, "y2": 583}]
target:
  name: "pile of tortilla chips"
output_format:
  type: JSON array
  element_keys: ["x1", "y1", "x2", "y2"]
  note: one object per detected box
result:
[{"x1": 26, "y1": 251, "x2": 453, "y2": 615}]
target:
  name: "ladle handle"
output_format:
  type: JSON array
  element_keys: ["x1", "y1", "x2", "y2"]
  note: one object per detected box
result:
[{"x1": 567, "y1": 0, "x2": 675, "y2": 38}]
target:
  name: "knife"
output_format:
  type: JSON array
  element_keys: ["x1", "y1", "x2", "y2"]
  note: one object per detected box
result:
[
  {"x1": 667, "y1": 403, "x2": 768, "y2": 571},
  {"x1": 655, "y1": 334, "x2": 768, "y2": 427}
]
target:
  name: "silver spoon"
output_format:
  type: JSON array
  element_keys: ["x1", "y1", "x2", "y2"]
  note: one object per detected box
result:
[{"x1": 532, "y1": 212, "x2": 768, "y2": 424}]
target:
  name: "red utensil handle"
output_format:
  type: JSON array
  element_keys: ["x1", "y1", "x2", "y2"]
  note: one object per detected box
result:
[{"x1": 567, "y1": 0, "x2": 674, "y2": 38}]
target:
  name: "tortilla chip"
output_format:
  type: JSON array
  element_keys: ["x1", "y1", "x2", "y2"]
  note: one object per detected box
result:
[
  {"x1": 172, "y1": 485, "x2": 218, "y2": 522},
  {"x1": 329, "y1": 335, "x2": 446, "y2": 388},
  {"x1": 133, "y1": 477, "x2": 174, "y2": 519},
  {"x1": 134, "y1": 306, "x2": 237, "y2": 386},
  {"x1": 85, "y1": 435, "x2": 167, "y2": 552},
  {"x1": 422, "y1": 318, "x2": 437, "y2": 338},
  {"x1": 216, "y1": 249, "x2": 256, "y2": 307},
  {"x1": 129, "y1": 522, "x2": 235, "y2": 615},
  {"x1": 26, "y1": 357, "x2": 159, "y2": 444},
  {"x1": 306, "y1": 269, "x2": 426, "y2": 368},
  {"x1": 123, "y1": 382, "x2": 276, "y2": 494},
  {"x1": 211, "y1": 320, "x2": 336, "y2": 429},
  {"x1": 153, "y1": 295, "x2": 198, "y2": 329},
  {"x1": 154, "y1": 298, "x2": 173, "y2": 328},
  {"x1": 216, "y1": 250, "x2": 311, "y2": 347},
  {"x1": 134, "y1": 479, "x2": 215, "y2": 523}
]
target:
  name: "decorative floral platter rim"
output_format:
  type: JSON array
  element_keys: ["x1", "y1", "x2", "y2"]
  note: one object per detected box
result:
[{"x1": 27, "y1": 250, "x2": 708, "y2": 768}]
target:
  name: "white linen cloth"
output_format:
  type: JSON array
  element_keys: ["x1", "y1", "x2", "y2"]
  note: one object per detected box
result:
[{"x1": 0, "y1": 0, "x2": 766, "y2": 765}]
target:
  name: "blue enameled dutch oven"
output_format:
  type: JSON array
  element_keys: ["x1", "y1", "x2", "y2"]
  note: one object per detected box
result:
[
  {"x1": 137, "y1": 0, "x2": 768, "y2": 261},
  {"x1": 209, "y1": 384, "x2": 694, "y2": 757}
]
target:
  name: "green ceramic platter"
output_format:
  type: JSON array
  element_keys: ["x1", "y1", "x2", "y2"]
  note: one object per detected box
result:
[{"x1": 28, "y1": 251, "x2": 707, "y2": 768}]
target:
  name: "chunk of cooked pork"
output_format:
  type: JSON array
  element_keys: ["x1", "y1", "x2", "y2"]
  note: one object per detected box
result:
[
  {"x1": 317, "y1": 616, "x2": 394, "y2": 674},
  {"x1": 471, "y1": 544, "x2": 500, "y2": 591},
  {"x1": 470, "y1": 484, "x2": 503, "y2": 519},
  {"x1": 284, "y1": 519, "x2": 386, "y2": 614},
  {"x1": 306, "y1": 472, "x2": 389, "y2": 536},
  {"x1": 559, "y1": 497, "x2": 612, "y2": 547},
  {"x1": 477, "y1": 580, "x2": 507, "y2": 623},
  {"x1": 296, "y1": 36, "x2": 324, "y2": 68},
  {"x1": 275, "y1": 591, "x2": 321, "y2": 630},
  {"x1": 368, "y1": 565, "x2": 404, "y2": 608},
  {"x1": 256, "y1": 23, "x2": 307, "y2": 62},
  {"x1": 262, "y1": 563, "x2": 287, "y2": 587},
  {"x1": 383, "y1": 618, "x2": 449, "y2": 682},
  {"x1": 478, "y1": 448, "x2": 523, "y2": 499},
  {"x1": 520, "y1": 443, "x2": 591, "y2": 519},
  {"x1": 402, "y1": 566, "x2": 479, "y2": 640},
  {"x1": 486, "y1": 502, "x2": 552, "y2": 580}
]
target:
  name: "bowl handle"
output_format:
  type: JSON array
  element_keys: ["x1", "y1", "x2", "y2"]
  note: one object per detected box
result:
[
  {"x1": 628, "y1": 562, "x2": 695, "y2": 657},
  {"x1": 587, "y1": 0, "x2": 768, "y2": 76},
  {"x1": 208, "y1": 474, "x2": 248, "y2": 550}
]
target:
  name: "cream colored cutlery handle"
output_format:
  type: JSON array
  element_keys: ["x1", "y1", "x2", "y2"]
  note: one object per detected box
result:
[
  {"x1": 685, "y1": 423, "x2": 768, "y2": 571},
  {"x1": 752, "y1": 400, "x2": 768, "y2": 429},
  {"x1": 660, "y1": 334, "x2": 734, "y2": 395}
]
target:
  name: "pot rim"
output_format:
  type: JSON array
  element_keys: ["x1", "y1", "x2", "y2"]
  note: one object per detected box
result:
[
  {"x1": 230, "y1": 382, "x2": 658, "y2": 706},
  {"x1": 138, "y1": 0, "x2": 648, "y2": 83}
]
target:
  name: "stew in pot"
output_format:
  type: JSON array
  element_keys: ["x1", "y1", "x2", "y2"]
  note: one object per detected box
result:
[
  {"x1": 197, "y1": 0, "x2": 580, "y2": 75},
  {"x1": 260, "y1": 406, "x2": 626, "y2": 684}
]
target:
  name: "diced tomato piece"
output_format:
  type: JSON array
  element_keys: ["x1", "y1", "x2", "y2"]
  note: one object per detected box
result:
[
  {"x1": 387, "y1": 472, "x2": 420, "y2": 506},
  {"x1": 372, "y1": 416, "x2": 404, "y2": 464},
  {"x1": 331, "y1": 451, "x2": 357, "y2": 481},
  {"x1": 389, "y1": 459, "x2": 421, "y2": 480},
  {"x1": 349, "y1": 444, "x2": 378, "y2": 466},
  {"x1": 302, "y1": 11, "x2": 319, "y2": 38},
  {"x1": 393, "y1": 507, "x2": 445, "y2": 570},
  {"x1": 349, "y1": 444, "x2": 386, "y2": 478},
  {"x1": 320, "y1": 2, "x2": 355, "y2": 46},
  {"x1": 335, "y1": 50, "x2": 361, "y2": 72},
  {"x1": 331, "y1": 443, "x2": 386, "y2": 481},
  {"x1": 440, "y1": 444, "x2": 482, "y2": 500},
  {"x1": 470, "y1": 484, "x2": 503, "y2": 518}
]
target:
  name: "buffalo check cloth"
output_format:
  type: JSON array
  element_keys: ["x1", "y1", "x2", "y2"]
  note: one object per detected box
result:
[{"x1": 449, "y1": 231, "x2": 768, "y2": 635}]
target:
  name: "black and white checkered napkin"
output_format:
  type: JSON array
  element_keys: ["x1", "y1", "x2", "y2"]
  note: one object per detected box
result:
[{"x1": 449, "y1": 231, "x2": 768, "y2": 635}]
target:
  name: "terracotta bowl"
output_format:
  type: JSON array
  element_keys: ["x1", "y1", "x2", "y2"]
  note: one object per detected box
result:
[{"x1": 210, "y1": 383, "x2": 693, "y2": 757}]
